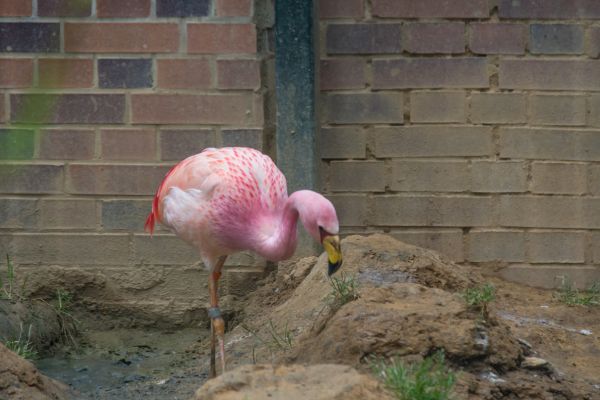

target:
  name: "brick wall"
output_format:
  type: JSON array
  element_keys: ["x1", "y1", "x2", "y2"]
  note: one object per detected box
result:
[
  {"x1": 319, "y1": 0, "x2": 600, "y2": 288},
  {"x1": 0, "y1": 0, "x2": 267, "y2": 325}
]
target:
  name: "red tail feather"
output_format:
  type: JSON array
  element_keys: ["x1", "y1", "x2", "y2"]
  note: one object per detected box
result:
[{"x1": 145, "y1": 211, "x2": 155, "y2": 234}]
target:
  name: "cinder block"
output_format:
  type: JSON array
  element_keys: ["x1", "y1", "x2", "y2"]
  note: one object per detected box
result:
[
  {"x1": 132, "y1": 94, "x2": 257, "y2": 125},
  {"x1": 0, "y1": 199, "x2": 37, "y2": 229},
  {"x1": 40, "y1": 199, "x2": 97, "y2": 229},
  {"x1": 470, "y1": 93, "x2": 526, "y2": 124},
  {"x1": 499, "y1": 196, "x2": 586, "y2": 228},
  {"x1": 319, "y1": 0, "x2": 363, "y2": 18},
  {"x1": 188, "y1": 23, "x2": 256, "y2": 54},
  {"x1": 374, "y1": 58, "x2": 488, "y2": 89},
  {"x1": 0, "y1": 59, "x2": 33, "y2": 88},
  {"x1": 404, "y1": 22, "x2": 465, "y2": 54},
  {"x1": 471, "y1": 161, "x2": 527, "y2": 193},
  {"x1": 101, "y1": 129, "x2": 156, "y2": 161},
  {"x1": 391, "y1": 160, "x2": 469, "y2": 192},
  {"x1": 527, "y1": 231, "x2": 585, "y2": 264},
  {"x1": 65, "y1": 23, "x2": 179, "y2": 53},
  {"x1": 12, "y1": 94, "x2": 125, "y2": 124},
  {"x1": 410, "y1": 91, "x2": 466, "y2": 123},
  {"x1": 324, "y1": 93, "x2": 403, "y2": 124},
  {"x1": 39, "y1": 129, "x2": 95, "y2": 161},
  {"x1": 0, "y1": 164, "x2": 64, "y2": 194},
  {"x1": 10, "y1": 233, "x2": 130, "y2": 265},
  {"x1": 500, "y1": 60, "x2": 600, "y2": 90},
  {"x1": 326, "y1": 194, "x2": 368, "y2": 226},
  {"x1": 587, "y1": 94, "x2": 600, "y2": 127},
  {"x1": 529, "y1": 94, "x2": 586, "y2": 126},
  {"x1": 499, "y1": 265, "x2": 600, "y2": 290},
  {"x1": 375, "y1": 126, "x2": 492, "y2": 158},
  {"x1": 320, "y1": 58, "x2": 366, "y2": 90},
  {"x1": 372, "y1": 195, "x2": 495, "y2": 227},
  {"x1": 499, "y1": 128, "x2": 600, "y2": 161},
  {"x1": 390, "y1": 230, "x2": 464, "y2": 261},
  {"x1": 468, "y1": 230, "x2": 525, "y2": 262},
  {"x1": 0, "y1": 129, "x2": 35, "y2": 160},
  {"x1": 320, "y1": 127, "x2": 366, "y2": 159},
  {"x1": 588, "y1": 165, "x2": 600, "y2": 195},
  {"x1": 531, "y1": 162, "x2": 587, "y2": 195},
  {"x1": 67, "y1": 164, "x2": 170, "y2": 195},
  {"x1": 470, "y1": 23, "x2": 526, "y2": 55},
  {"x1": 326, "y1": 24, "x2": 402, "y2": 54},
  {"x1": 373, "y1": 0, "x2": 488, "y2": 18},
  {"x1": 529, "y1": 24, "x2": 584, "y2": 54},
  {"x1": 586, "y1": 27, "x2": 600, "y2": 57},
  {"x1": 38, "y1": 0, "x2": 92, "y2": 17},
  {"x1": 102, "y1": 200, "x2": 150, "y2": 231},
  {"x1": 330, "y1": 161, "x2": 385, "y2": 192},
  {"x1": 38, "y1": 58, "x2": 93, "y2": 88}
]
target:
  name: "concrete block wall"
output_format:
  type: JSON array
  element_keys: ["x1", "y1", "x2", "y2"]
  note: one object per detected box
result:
[
  {"x1": 319, "y1": 0, "x2": 600, "y2": 288},
  {"x1": 0, "y1": 0, "x2": 267, "y2": 324}
]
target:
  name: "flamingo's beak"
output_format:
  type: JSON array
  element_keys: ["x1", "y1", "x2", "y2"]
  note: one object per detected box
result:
[{"x1": 323, "y1": 235, "x2": 342, "y2": 276}]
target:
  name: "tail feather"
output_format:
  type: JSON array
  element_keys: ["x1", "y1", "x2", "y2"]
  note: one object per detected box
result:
[{"x1": 145, "y1": 211, "x2": 156, "y2": 234}]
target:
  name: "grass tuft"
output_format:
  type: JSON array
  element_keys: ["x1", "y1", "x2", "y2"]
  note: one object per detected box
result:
[
  {"x1": 4, "y1": 323, "x2": 37, "y2": 360},
  {"x1": 463, "y1": 283, "x2": 495, "y2": 319},
  {"x1": 327, "y1": 272, "x2": 359, "y2": 308},
  {"x1": 53, "y1": 288, "x2": 80, "y2": 346},
  {"x1": 372, "y1": 351, "x2": 456, "y2": 400},
  {"x1": 555, "y1": 280, "x2": 600, "y2": 306}
]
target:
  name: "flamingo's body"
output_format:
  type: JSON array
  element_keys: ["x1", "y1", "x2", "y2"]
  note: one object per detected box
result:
[{"x1": 145, "y1": 147, "x2": 342, "y2": 377}]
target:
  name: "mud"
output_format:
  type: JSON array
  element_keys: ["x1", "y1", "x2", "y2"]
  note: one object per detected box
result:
[{"x1": 3, "y1": 234, "x2": 599, "y2": 399}]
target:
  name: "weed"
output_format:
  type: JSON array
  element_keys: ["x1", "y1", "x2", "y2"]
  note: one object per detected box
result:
[
  {"x1": 463, "y1": 284, "x2": 495, "y2": 319},
  {"x1": 327, "y1": 272, "x2": 359, "y2": 308},
  {"x1": 53, "y1": 288, "x2": 80, "y2": 346},
  {"x1": 0, "y1": 254, "x2": 15, "y2": 300},
  {"x1": 372, "y1": 351, "x2": 456, "y2": 400},
  {"x1": 555, "y1": 280, "x2": 600, "y2": 306},
  {"x1": 4, "y1": 323, "x2": 37, "y2": 360},
  {"x1": 241, "y1": 319, "x2": 294, "y2": 363},
  {"x1": 266, "y1": 319, "x2": 293, "y2": 351}
]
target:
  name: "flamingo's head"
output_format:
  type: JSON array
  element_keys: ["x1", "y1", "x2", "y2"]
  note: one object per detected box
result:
[{"x1": 294, "y1": 190, "x2": 343, "y2": 276}]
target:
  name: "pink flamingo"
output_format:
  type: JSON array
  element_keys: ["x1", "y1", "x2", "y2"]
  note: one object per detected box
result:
[{"x1": 145, "y1": 147, "x2": 342, "y2": 377}]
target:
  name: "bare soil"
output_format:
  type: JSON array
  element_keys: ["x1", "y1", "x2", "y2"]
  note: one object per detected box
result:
[{"x1": 2, "y1": 234, "x2": 599, "y2": 399}]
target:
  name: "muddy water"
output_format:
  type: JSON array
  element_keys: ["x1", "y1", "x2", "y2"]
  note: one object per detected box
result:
[{"x1": 35, "y1": 328, "x2": 209, "y2": 400}]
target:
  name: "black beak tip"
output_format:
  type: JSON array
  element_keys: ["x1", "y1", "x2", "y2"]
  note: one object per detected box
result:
[{"x1": 328, "y1": 261, "x2": 342, "y2": 276}]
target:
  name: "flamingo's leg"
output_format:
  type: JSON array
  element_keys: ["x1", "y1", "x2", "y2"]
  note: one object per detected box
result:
[{"x1": 208, "y1": 255, "x2": 227, "y2": 378}]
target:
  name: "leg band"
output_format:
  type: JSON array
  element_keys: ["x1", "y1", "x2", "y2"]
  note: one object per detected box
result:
[{"x1": 208, "y1": 307, "x2": 222, "y2": 319}]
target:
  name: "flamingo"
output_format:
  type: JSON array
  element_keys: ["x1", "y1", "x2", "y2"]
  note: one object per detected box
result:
[{"x1": 144, "y1": 147, "x2": 343, "y2": 378}]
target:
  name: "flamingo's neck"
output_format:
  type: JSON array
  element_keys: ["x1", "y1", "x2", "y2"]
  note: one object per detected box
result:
[{"x1": 252, "y1": 196, "x2": 299, "y2": 261}]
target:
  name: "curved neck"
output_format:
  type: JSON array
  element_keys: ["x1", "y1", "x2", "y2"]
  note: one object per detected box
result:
[{"x1": 252, "y1": 196, "x2": 300, "y2": 261}]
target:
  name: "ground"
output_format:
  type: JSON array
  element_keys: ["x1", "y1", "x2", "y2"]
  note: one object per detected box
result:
[{"x1": 1, "y1": 234, "x2": 599, "y2": 399}]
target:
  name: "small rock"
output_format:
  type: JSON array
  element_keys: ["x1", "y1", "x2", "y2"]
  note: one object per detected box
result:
[{"x1": 522, "y1": 357, "x2": 549, "y2": 369}]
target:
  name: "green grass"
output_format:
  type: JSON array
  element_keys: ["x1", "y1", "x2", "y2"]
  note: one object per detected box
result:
[
  {"x1": 556, "y1": 281, "x2": 600, "y2": 306},
  {"x1": 328, "y1": 272, "x2": 359, "y2": 308},
  {"x1": 372, "y1": 352, "x2": 456, "y2": 400},
  {"x1": 463, "y1": 283, "x2": 495, "y2": 318},
  {"x1": 4, "y1": 323, "x2": 37, "y2": 360},
  {"x1": 241, "y1": 319, "x2": 294, "y2": 363},
  {"x1": 0, "y1": 254, "x2": 16, "y2": 300},
  {"x1": 53, "y1": 288, "x2": 80, "y2": 346}
]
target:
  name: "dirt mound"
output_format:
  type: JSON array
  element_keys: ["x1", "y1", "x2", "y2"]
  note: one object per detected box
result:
[
  {"x1": 193, "y1": 364, "x2": 393, "y2": 400},
  {"x1": 221, "y1": 234, "x2": 595, "y2": 399},
  {"x1": 0, "y1": 343, "x2": 72, "y2": 400},
  {"x1": 0, "y1": 300, "x2": 63, "y2": 353}
]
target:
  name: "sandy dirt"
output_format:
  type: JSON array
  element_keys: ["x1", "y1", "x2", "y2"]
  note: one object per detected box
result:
[{"x1": 2, "y1": 234, "x2": 599, "y2": 399}]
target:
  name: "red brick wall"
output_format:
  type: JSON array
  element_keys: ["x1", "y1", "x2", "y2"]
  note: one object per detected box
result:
[
  {"x1": 0, "y1": 0, "x2": 266, "y2": 325},
  {"x1": 319, "y1": 0, "x2": 600, "y2": 288}
]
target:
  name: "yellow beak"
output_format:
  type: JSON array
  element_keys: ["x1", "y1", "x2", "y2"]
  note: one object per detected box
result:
[{"x1": 322, "y1": 235, "x2": 342, "y2": 276}]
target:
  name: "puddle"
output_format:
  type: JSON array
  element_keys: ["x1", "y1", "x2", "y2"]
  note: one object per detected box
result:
[{"x1": 35, "y1": 328, "x2": 208, "y2": 400}]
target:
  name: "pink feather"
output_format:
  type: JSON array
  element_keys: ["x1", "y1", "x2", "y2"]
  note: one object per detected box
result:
[{"x1": 145, "y1": 147, "x2": 339, "y2": 269}]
